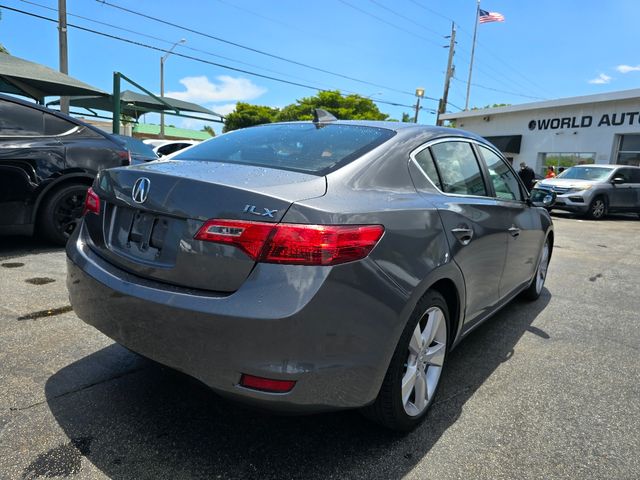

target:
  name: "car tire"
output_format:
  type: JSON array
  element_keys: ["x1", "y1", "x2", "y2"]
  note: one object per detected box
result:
[
  {"x1": 587, "y1": 196, "x2": 607, "y2": 220},
  {"x1": 361, "y1": 290, "x2": 449, "y2": 432},
  {"x1": 39, "y1": 183, "x2": 89, "y2": 246},
  {"x1": 522, "y1": 237, "x2": 551, "y2": 301}
]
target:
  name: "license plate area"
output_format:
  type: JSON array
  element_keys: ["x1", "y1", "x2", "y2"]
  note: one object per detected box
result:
[{"x1": 106, "y1": 204, "x2": 179, "y2": 266}]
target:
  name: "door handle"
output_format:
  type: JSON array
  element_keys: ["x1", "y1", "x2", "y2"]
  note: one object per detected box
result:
[
  {"x1": 508, "y1": 226, "x2": 521, "y2": 238},
  {"x1": 451, "y1": 227, "x2": 474, "y2": 246}
]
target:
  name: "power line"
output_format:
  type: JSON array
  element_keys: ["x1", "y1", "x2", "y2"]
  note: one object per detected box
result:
[
  {"x1": 93, "y1": 0, "x2": 424, "y2": 99},
  {"x1": 1, "y1": 4, "x2": 436, "y2": 114},
  {"x1": 337, "y1": 0, "x2": 442, "y2": 51},
  {"x1": 19, "y1": 0, "x2": 349, "y2": 93},
  {"x1": 366, "y1": 0, "x2": 443, "y2": 39},
  {"x1": 451, "y1": 76, "x2": 545, "y2": 101}
]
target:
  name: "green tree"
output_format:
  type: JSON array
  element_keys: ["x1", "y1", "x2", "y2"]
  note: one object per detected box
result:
[
  {"x1": 201, "y1": 125, "x2": 216, "y2": 137},
  {"x1": 277, "y1": 90, "x2": 389, "y2": 122},
  {"x1": 401, "y1": 112, "x2": 412, "y2": 122},
  {"x1": 222, "y1": 103, "x2": 280, "y2": 133}
]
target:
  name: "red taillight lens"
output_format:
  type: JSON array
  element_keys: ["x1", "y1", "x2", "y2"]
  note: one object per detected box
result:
[
  {"x1": 194, "y1": 219, "x2": 384, "y2": 266},
  {"x1": 82, "y1": 187, "x2": 100, "y2": 216},
  {"x1": 118, "y1": 149, "x2": 131, "y2": 165},
  {"x1": 194, "y1": 220, "x2": 276, "y2": 259},
  {"x1": 240, "y1": 374, "x2": 296, "y2": 393}
]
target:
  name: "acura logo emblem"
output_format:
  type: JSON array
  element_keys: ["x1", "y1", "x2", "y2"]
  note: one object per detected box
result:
[{"x1": 132, "y1": 177, "x2": 150, "y2": 204}]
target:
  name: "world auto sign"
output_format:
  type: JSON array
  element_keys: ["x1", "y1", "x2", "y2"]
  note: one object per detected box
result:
[{"x1": 528, "y1": 111, "x2": 640, "y2": 131}]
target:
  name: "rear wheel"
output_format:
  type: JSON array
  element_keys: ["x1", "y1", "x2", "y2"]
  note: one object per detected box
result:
[
  {"x1": 362, "y1": 290, "x2": 449, "y2": 431},
  {"x1": 522, "y1": 237, "x2": 550, "y2": 301},
  {"x1": 587, "y1": 196, "x2": 607, "y2": 220},
  {"x1": 39, "y1": 183, "x2": 89, "y2": 246}
]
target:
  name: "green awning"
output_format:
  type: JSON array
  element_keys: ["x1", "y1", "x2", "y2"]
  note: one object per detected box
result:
[{"x1": 0, "y1": 53, "x2": 106, "y2": 100}]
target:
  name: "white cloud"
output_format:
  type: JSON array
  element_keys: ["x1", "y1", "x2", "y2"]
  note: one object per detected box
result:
[
  {"x1": 209, "y1": 103, "x2": 237, "y2": 117},
  {"x1": 166, "y1": 75, "x2": 266, "y2": 103},
  {"x1": 616, "y1": 64, "x2": 640, "y2": 74},
  {"x1": 588, "y1": 73, "x2": 612, "y2": 85}
]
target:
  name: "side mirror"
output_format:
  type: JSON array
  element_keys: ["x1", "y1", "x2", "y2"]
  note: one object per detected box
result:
[
  {"x1": 611, "y1": 176, "x2": 625, "y2": 185},
  {"x1": 530, "y1": 188, "x2": 556, "y2": 208}
]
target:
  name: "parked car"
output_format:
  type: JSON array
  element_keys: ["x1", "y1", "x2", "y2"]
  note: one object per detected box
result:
[
  {"x1": 67, "y1": 115, "x2": 554, "y2": 431},
  {"x1": 0, "y1": 94, "x2": 130, "y2": 245},
  {"x1": 535, "y1": 164, "x2": 640, "y2": 219},
  {"x1": 113, "y1": 134, "x2": 159, "y2": 164}
]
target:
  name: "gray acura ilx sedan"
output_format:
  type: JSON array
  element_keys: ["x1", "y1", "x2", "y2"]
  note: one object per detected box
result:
[{"x1": 67, "y1": 113, "x2": 554, "y2": 431}]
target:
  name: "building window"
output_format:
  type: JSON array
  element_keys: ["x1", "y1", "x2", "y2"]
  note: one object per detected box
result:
[
  {"x1": 616, "y1": 135, "x2": 640, "y2": 166},
  {"x1": 539, "y1": 152, "x2": 595, "y2": 176}
]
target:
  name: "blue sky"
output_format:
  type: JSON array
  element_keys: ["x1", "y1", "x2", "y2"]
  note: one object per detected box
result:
[{"x1": 1, "y1": 0, "x2": 640, "y2": 133}]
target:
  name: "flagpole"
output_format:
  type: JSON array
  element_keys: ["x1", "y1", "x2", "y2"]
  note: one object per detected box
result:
[{"x1": 464, "y1": 0, "x2": 480, "y2": 110}]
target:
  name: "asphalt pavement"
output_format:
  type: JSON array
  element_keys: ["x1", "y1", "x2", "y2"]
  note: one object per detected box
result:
[{"x1": 1, "y1": 213, "x2": 639, "y2": 480}]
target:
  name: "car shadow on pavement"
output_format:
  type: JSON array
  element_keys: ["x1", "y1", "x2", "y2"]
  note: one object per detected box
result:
[
  {"x1": 43, "y1": 292, "x2": 551, "y2": 480},
  {"x1": 0, "y1": 235, "x2": 61, "y2": 260}
]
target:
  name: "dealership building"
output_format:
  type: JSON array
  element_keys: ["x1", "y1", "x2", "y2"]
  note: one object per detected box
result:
[{"x1": 440, "y1": 88, "x2": 640, "y2": 174}]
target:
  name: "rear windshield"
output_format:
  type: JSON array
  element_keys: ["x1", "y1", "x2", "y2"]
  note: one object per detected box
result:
[
  {"x1": 173, "y1": 123, "x2": 396, "y2": 175},
  {"x1": 558, "y1": 166, "x2": 612, "y2": 181}
]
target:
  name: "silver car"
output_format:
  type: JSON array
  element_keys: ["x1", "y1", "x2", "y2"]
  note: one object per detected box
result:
[
  {"x1": 535, "y1": 164, "x2": 640, "y2": 219},
  {"x1": 67, "y1": 115, "x2": 554, "y2": 431}
]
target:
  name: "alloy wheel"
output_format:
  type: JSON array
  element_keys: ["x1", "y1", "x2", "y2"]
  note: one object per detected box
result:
[
  {"x1": 402, "y1": 306, "x2": 447, "y2": 416},
  {"x1": 535, "y1": 240, "x2": 550, "y2": 294},
  {"x1": 52, "y1": 188, "x2": 86, "y2": 239},
  {"x1": 590, "y1": 198, "x2": 606, "y2": 219}
]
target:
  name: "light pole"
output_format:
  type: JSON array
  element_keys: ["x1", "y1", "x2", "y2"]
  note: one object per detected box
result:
[
  {"x1": 414, "y1": 87, "x2": 425, "y2": 123},
  {"x1": 160, "y1": 38, "x2": 186, "y2": 138}
]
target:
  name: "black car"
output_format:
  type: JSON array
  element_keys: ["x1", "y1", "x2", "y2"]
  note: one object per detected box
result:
[{"x1": 0, "y1": 94, "x2": 130, "y2": 245}]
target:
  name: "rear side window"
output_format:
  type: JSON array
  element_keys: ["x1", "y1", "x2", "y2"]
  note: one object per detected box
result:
[
  {"x1": 479, "y1": 145, "x2": 524, "y2": 202},
  {"x1": 44, "y1": 112, "x2": 78, "y2": 136},
  {"x1": 429, "y1": 141, "x2": 487, "y2": 196},
  {"x1": 414, "y1": 148, "x2": 442, "y2": 190},
  {"x1": 0, "y1": 100, "x2": 44, "y2": 136},
  {"x1": 174, "y1": 123, "x2": 396, "y2": 175}
]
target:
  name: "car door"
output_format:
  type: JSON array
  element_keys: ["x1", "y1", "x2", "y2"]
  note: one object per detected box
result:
[
  {"x1": 0, "y1": 99, "x2": 64, "y2": 227},
  {"x1": 476, "y1": 144, "x2": 544, "y2": 297},
  {"x1": 609, "y1": 167, "x2": 638, "y2": 211},
  {"x1": 412, "y1": 140, "x2": 508, "y2": 326}
]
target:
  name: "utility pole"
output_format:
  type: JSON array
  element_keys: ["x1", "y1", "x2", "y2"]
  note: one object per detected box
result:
[
  {"x1": 58, "y1": 0, "x2": 69, "y2": 114},
  {"x1": 414, "y1": 87, "x2": 425, "y2": 123},
  {"x1": 437, "y1": 22, "x2": 456, "y2": 126}
]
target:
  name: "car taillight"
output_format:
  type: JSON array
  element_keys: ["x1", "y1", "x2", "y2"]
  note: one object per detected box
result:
[
  {"x1": 82, "y1": 187, "x2": 100, "y2": 216},
  {"x1": 118, "y1": 150, "x2": 131, "y2": 165},
  {"x1": 194, "y1": 220, "x2": 384, "y2": 266}
]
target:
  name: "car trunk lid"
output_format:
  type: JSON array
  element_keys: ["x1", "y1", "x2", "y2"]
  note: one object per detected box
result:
[{"x1": 84, "y1": 160, "x2": 326, "y2": 292}]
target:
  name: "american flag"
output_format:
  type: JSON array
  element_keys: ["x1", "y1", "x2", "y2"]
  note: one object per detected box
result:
[{"x1": 478, "y1": 8, "x2": 505, "y2": 24}]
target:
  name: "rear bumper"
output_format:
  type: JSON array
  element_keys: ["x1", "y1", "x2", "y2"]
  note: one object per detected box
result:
[{"x1": 66, "y1": 225, "x2": 408, "y2": 412}]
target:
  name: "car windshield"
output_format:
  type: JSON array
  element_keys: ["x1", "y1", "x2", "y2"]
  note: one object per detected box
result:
[
  {"x1": 557, "y1": 166, "x2": 612, "y2": 181},
  {"x1": 173, "y1": 123, "x2": 396, "y2": 175}
]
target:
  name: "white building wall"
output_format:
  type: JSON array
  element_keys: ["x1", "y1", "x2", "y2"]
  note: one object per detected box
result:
[{"x1": 453, "y1": 97, "x2": 640, "y2": 173}]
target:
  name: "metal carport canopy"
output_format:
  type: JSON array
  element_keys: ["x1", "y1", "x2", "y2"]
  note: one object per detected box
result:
[
  {"x1": 47, "y1": 90, "x2": 223, "y2": 120},
  {"x1": 0, "y1": 53, "x2": 106, "y2": 100}
]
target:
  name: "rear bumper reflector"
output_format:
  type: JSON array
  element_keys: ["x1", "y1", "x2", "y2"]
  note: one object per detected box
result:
[{"x1": 240, "y1": 374, "x2": 296, "y2": 393}]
